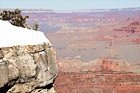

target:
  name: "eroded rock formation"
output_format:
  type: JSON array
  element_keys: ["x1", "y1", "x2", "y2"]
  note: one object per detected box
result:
[
  {"x1": 0, "y1": 20, "x2": 58, "y2": 93},
  {"x1": 0, "y1": 43, "x2": 58, "y2": 93}
]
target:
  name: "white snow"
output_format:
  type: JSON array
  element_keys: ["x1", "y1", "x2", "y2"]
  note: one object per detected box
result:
[
  {"x1": 0, "y1": 20, "x2": 51, "y2": 48},
  {"x1": 0, "y1": 59, "x2": 3, "y2": 62},
  {"x1": 39, "y1": 51, "x2": 45, "y2": 54},
  {"x1": 0, "y1": 58, "x2": 7, "y2": 62},
  {"x1": 3, "y1": 58, "x2": 7, "y2": 61},
  {"x1": 47, "y1": 67, "x2": 50, "y2": 71}
]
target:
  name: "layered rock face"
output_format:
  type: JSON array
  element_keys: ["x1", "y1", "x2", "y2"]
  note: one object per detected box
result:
[
  {"x1": 52, "y1": 21, "x2": 140, "y2": 92},
  {"x1": 55, "y1": 71, "x2": 140, "y2": 93},
  {"x1": 0, "y1": 20, "x2": 58, "y2": 93}
]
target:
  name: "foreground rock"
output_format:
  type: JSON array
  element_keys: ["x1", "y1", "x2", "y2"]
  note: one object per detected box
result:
[
  {"x1": 0, "y1": 20, "x2": 58, "y2": 92},
  {"x1": 0, "y1": 43, "x2": 58, "y2": 92}
]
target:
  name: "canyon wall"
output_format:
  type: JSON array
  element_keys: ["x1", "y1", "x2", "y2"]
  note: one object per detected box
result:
[{"x1": 54, "y1": 71, "x2": 140, "y2": 93}]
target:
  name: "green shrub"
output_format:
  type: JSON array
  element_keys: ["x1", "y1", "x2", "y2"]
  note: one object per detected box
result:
[{"x1": 0, "y1": 9, "x2": 39, "y2": 30}]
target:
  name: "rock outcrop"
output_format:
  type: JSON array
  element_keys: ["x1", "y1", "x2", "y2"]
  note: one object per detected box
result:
[
  {"x1": 57, "y1": 58, "x2": 131, "y2": 72},
  {"x1": 0, "y1": 20, "x2": 58, "y2": 93},
  {"x1": 0, "y1": 43, "x2": 58, "y2": 93}
]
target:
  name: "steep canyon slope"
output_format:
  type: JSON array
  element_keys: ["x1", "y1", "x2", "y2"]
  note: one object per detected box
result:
[{"x1": 46, "y1": 9, "x2": 140, "y2": 92}]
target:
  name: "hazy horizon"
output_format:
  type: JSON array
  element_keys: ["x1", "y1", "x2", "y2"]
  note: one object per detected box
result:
[{"x1": 0, "y1": 0, "x2": 140, "y2": 10}]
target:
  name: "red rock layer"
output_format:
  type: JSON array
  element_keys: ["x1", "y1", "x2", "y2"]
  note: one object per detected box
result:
[{"x1": 54, "y1": 71, "x2": 140, "y2": 93}]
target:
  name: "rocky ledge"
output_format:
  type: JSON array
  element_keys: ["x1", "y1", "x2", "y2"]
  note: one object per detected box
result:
[{"x1": 0, "y1": 43, "x2": 58, "y2": 93}]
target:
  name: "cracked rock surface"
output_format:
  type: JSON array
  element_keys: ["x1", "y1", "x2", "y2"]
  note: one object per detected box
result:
[{"x1": 0, "y1": 43, "x2": 58, "y2": 93}]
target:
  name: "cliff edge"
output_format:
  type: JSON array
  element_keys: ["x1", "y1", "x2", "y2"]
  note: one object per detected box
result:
[{"x1": 0, "y1": 20, "x2": 58, "y2": 93}]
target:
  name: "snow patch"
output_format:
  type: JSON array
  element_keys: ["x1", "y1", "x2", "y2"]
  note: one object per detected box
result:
[
  {"x1": 0, "y1": 59, "x2": 3, "y2": 62},
  {"x1": 3, "y1": 58, "x2": 7, "y2": 61},
  {"x1": 39, "y1": 51, "x2": 45, "y2": 54},
  {"x1": 47, "y1": 67, "x2": 50, "y2": 71},
  {"x1": 0, "y1": 20, "x2": 51, "y2": 48}
]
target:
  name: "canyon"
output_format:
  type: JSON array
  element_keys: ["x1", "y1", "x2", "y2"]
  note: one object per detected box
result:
[
  {"x1": 24, "y1": 8, "x2": 140, "y2": 92},
  {"x1": 0, "y1": 8, "x2": 140, "y2": 92},
  {"x1": 54, "y1": 71, "x2": 140, "y2": 93}
]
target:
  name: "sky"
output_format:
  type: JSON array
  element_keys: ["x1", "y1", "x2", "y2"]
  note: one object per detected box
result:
[{"x1": 0, "y1": 0, "x2": 140, "y2": 10}]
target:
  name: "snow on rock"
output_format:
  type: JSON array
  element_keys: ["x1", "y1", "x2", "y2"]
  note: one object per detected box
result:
[{"x1": 0, "y1": 20, "x2": 51, "y2": 48}]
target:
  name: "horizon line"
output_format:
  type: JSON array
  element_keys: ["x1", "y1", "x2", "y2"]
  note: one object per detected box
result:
[{"x1": 0, "y1": 7, "x2": 140, "y2": 11}]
